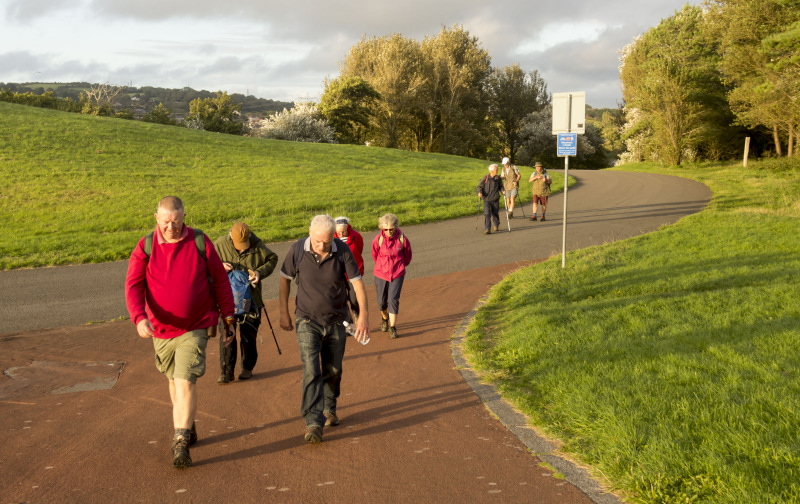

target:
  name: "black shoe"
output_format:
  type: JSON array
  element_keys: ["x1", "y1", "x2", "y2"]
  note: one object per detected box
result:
[
  {"x1": 380, "y1": 318, "x2": 389, "y2": 332},
  {"x1": 530, "y1": 216, "x2": 538, "y2": 221},
  {"x1": 540, "y1": 216, "x2": 546, "y2": 222},
  {"x1": 389, "y1": 326, "x2": 398, "y2": 339},
  {"x1": 304, "y1": 425, "x2": 323, "y2": 443},
  {"x1": 189, "y1": 422, "x2": 197, "y2": 446},
  {"x1": 509, "y1": 211, "x2": 514, "y2": 218},
  {"x1": 217, "y1": 371, "x2": 234, "y2": 384},
  {"x1": 172, "y1": 436, "x2": 192, "y2": 469},
  {"x1": 238, "y1": 369, "x2": 253, "y2": 380},
  {"x1": 324, "y1": 411, "x2": 339, "y2": 427}
]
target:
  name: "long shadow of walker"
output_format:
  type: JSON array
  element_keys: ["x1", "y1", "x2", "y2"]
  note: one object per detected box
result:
[{"x1": 193, "y1": 380, "x2": 474, "y2": 466}]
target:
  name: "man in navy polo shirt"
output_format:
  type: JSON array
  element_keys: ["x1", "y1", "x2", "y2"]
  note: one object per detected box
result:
[{"x1": 279, "y1": 214, "x2": 370, "y2": 443}]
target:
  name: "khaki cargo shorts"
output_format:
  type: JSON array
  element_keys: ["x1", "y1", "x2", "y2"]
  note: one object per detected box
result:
[{"x1": 152, "y1": 329, "x2": 209, "y2": 383}]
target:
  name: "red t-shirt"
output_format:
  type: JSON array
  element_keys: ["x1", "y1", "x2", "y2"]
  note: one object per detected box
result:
[{"x1": 125, "y1": 226, "x2": 235, "y2": 339}]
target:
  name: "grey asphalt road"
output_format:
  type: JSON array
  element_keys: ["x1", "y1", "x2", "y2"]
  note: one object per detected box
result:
[{"x1": 0, "y1": 169, "x2": 710, "y2": 335}]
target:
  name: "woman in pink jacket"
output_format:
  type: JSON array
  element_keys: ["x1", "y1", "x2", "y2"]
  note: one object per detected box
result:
[{"x1": 371, "y1": 213, "x2": 412, "y2": 338}]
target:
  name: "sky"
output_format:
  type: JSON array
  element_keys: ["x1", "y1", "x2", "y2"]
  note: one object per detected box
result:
[{"x1": 0, "y1": 0, "x2": 692, "y2": 109}]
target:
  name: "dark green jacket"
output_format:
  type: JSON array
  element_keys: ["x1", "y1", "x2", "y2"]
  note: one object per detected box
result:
[{"x1": 213, "y1": 231, "x2": 278, "y2": 306}]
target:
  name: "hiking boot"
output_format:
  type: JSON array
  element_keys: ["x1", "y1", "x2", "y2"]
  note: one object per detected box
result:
[
  {"x1": 238, "y1": 369, "x2": 253, "y2": 380},
  {"x1": 484, "y1": 229, "x2": 490, "y2": 235},
  {"x1": 304, "y1": 425, "x2": 323, "y2": 443},
  {"x1": 189, "y1": 422, "x2": 197, "y2": 446},
  {"x1": 509, "y1": 211, "x2": 514, "y2": 218},
  {"x1": 217, "y1": 371, "x2": 234, "y2": 384},
  {"x1": 540, "y1": 216, "x2": 546, "y2": 222},
  {"x1": 324, "y1": 411, "x2": 339, "y2": 427},
  {"x1": 530, "y1": 216, "x2": 538, "y2": 221},
  {"x1": 491, "y1": 225, "x2": 498, "y2": 232},
  {"x1": 172, "y1": 436, "x2": 192, "y2": 469},
  {"x1": 389, "y1": 326, "x2": 398, "y2": 339},
  {"x1": 381, "y1": 318, "x2": 389, "y2": 332}
]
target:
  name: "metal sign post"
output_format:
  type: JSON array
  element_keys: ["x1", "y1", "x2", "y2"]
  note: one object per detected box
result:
[{"x1": 552, "y1": 92, "x2": 585, "y2": 269}]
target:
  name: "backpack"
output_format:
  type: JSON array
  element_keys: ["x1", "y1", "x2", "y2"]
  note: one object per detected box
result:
[
  {"x1": 143, "y1": 227, "x2": 212, "y2": 283},
  {"x1": 228, "y1": 270, "x2": 256, "y2": 316},
  {"x1": 378, "y1": 232, "x2": 404, "y2": 248}
]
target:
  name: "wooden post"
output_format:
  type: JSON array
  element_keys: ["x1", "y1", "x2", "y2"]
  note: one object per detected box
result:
[{"x1": 743, "y1": 137, "x2": 750, "y2": 167}]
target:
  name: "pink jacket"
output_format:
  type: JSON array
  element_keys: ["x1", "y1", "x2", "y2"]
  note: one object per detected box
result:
[
  {"x1": 125, "y1": 226, "x2": 235, "y2": 339},
  {"x1": 372, "y1": 229, "x2": 412, "y2": 282}
]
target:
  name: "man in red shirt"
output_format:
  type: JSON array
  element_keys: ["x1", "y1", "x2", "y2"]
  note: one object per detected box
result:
[{"x1": 125, "y1": 196, "x2": 235, "y2": 469}]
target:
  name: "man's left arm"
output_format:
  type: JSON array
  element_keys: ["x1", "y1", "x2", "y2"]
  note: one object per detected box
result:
[
  {"x1": 253, "y1": 245, "x2": 279, "y2": 283},
  {"x1": 350, "y1": 278, "x2": 370, "y2": 343}
]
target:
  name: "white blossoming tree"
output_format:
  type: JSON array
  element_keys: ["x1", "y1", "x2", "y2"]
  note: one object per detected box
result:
[{"x1": 253, "y1": 102, "x2": 336, "y2": 143}]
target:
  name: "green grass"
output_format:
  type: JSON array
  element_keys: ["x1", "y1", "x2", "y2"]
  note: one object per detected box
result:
[
  {"x1": 463, "y1": 158, "x2": 800, "y2": 503},
  {"x1": 0, "y1": 102, "x2": 565, "y2": 269}
]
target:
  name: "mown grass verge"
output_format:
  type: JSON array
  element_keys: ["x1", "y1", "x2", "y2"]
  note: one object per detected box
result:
[
  {"x1": 0, "y1": 102, "x2": 565, "y2": 269},
  {"x1": 463, "y1": 158, "x2": 800, "y2": 503}
]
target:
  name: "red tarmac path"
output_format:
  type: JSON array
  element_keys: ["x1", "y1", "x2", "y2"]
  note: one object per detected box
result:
[{"x1": 0, "y1": 170, "x2": 711, "y2": 503}]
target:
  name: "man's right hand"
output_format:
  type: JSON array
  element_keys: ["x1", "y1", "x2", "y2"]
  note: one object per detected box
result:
[
  {"x1": 279, "y1": 312, "x2": 293, "y2": 332},
  {"x1": 222, "y1": 262, "x2": 233, "y2": 272},
  {"x1": 137, "y1": 319, "x2": 155, "y2": 339},
  {"x1": 221, "y1": 316, "x2": 235, "y2": 347}
]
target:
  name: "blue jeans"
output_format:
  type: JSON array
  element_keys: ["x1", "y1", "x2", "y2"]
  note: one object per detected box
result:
[{"x1": 295, "y1": 318, "x2": 347, "y2": 428}]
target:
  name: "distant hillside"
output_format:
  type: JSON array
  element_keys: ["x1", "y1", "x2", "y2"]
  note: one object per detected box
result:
[{"x1": 0, "y1": 81, "x2": 293, "y2": 119}]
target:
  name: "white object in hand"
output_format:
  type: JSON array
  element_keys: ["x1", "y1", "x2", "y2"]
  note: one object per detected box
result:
[{"x1": 343, "y1": 321, "x2": 369, "y2": 345}]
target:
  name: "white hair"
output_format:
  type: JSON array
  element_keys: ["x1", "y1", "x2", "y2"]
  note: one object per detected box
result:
[
  {"x1": 378, "y1": 213, "x2": 399, "y2": 230},
  {"x1": 309, "y1": 214, "x2": 335, "y2": 234},
  {"x1": 488, "y1": 164, "x2": 498, "y2": 172}
]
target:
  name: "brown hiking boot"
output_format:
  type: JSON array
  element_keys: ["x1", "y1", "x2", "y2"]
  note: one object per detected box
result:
[
  {"x1": 389, "y1": 326, "x2": 398, "y2": 339},
  {"x1": 172, "y1": 436, "x2": 192, "y2": 469},
  {"x1": 380, "y1": 318, "x2": 389, "y2": 332},
  {"x1": 304, "y1": 425, "x2": 323, "y2": 443},
  {"x1": 491, "y1": 225, "x2": 498, "y2": 232},
  {"x1": 324, "y1": 411, "x2": 339, "y2": 427},
  {"x1": 238, "y1": 369, "x2": 253, "y2": 380},
  {"x1": 189, "y1": 422, "x2": 197, "y2": 446}
]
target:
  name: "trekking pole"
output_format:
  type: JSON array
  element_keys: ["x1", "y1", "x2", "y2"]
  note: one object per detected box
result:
[
  {"x1": 477, "y1": 196, "x2": 482, "y2": 230},
  {"x1": 261, "y1": 306, "x2": 282, "y2": 355},
  {"x1": 516, "y1": 192, "x2": 526, "y2": 218},
  {"x1": 504, "y1": 195, "x2": 511, "y2": 232}
]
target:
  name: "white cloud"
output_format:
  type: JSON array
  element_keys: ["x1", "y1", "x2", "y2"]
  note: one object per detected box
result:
[{"x1": 0, "y1": 0, "x2": 692, "y2": 107}]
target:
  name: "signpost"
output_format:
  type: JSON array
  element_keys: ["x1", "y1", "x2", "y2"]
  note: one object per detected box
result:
[{"x1": 551, "y1": 92, "x2": 585, "y2": 268}]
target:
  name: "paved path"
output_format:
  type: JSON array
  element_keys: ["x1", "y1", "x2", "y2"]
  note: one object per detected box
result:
[
  {"x1": 0, "y1": 169, "x2": 710, "y2": 503},
  {"x1": 0, "y1": 170, "x2": 710, "y2": 334}
]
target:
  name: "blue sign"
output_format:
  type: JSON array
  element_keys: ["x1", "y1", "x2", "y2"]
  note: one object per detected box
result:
[{"x1": 557, "y1": 133, "x2": 577, "y2": 156}]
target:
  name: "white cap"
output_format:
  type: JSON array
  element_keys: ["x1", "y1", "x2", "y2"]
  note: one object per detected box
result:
[{"x1": 502, "y1": 157, "x2": 510, "y2": 165}]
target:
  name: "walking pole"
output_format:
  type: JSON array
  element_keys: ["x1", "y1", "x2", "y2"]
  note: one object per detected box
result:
[
  {"x1": 504, "y1": 194, "x2": 511, "y2": 232},
  {"x1": 261, "y1": 306, "x2": 282, "y2": 355},
  {"x1": 516, "y1": 192, "x2": 525, "y2": 218},
  {"x1": 477, "y1": 196, "x2": 482, "y2": 230}
]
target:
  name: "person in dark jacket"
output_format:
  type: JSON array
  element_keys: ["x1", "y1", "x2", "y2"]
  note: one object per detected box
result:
[
  {"x1": 214, "y1": 222, "x2": 278, "y2": 383},
  {"x1": 477, "y1": 164, "x2": 506, "y2": 234}
]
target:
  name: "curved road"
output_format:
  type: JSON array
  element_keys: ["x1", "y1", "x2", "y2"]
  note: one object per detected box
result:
[{"x1": 0, "y1": 170, "x2": 710, "y2": 335}]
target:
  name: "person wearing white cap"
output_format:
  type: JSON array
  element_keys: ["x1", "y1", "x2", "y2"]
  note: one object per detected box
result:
[{"x1": 500, "y1": 157, "x2": 521, "y2": 218}]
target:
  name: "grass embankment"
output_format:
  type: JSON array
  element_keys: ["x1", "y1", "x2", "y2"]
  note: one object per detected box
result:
[
  {"x1": 463, "y1": 158, "x2": 800, "y2": 503},
  {"x1": 0, "y1": 102, "x2": 564, "y2": 269}
]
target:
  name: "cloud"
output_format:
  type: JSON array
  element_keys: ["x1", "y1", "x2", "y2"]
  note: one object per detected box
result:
[{"x1": 1, "y1": 0, "x2": 692, "y2": 107}]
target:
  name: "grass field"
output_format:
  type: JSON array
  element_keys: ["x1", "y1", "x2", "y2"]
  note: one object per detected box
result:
[
  {"x1": 0, "y1": 102, "x2": 564, "y2": 269},
  {"x1": 463, "y1": 158, "x2": 800, "y2": 503}
]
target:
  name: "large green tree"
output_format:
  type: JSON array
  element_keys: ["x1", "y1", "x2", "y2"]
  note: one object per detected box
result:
[
  {"x1": 486, "y1": 64, "x2": 549, "y2": 163},
  {"x1": 318, "y1": 76, "x2": 381, "y2": 144},
  {"x1": 706, "y1": 0, "x2": 800, "y2": 156},
  {"x1": 620, "y1": 5, "x2": 736, "y2": 165}
]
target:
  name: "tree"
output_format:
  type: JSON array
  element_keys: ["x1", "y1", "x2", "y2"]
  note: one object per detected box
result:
[
  {"x1": 185, "y1": 91, "x2": 248, "y2": 135},
  {"x1": 706, "y1": 0, "x2": 800, "y2": 156},
  {"x1": 81, "y1": 82, "x2": 122, "y2": 116},
  {"x1": 619, "y1": 5, "x2": 736, "y2": 165},
  {"x1": 252, "y1": 102, "x2": 336, "y2": 143},
  {"x1": 340, "y1": 34, "x2": 425, "y2": 148},
  {"x1": 142, "y1": 103, "x2": 178, "y2": 126},
  {"x1": 487, "y1": 64, "x2": 549, "y2": 163},
  {"x1": 318, "y1": 76, "x2": 380, "y2": 144},
  {"x1": 416, "y1": 25, "x2": 493, "y2": 156}
]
